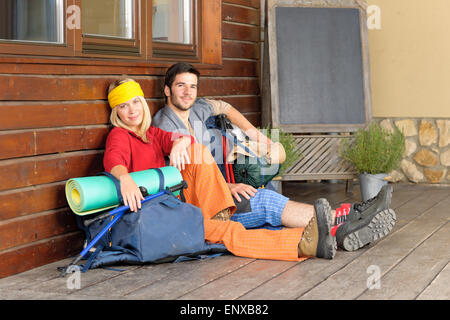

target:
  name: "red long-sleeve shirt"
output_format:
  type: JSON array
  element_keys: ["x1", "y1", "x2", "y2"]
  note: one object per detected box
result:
[{"x1": 103, "y1": 126, "x2": 192, "y2": 173}]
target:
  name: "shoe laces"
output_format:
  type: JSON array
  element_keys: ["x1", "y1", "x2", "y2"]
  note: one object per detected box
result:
[
  {"x1": 334, "y1": 197, "x2": 377, "y2": 228},
  {"x1": 302, "y1": 216, "x2": 315, "y2": 243},
  {"x1": 353, "y1": 195, "x2": 378, "y2": 213}
]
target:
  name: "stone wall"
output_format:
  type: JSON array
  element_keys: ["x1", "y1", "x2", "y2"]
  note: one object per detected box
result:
[{"x1": 377, "y1": 118, "x2": 450, "y2": 184}]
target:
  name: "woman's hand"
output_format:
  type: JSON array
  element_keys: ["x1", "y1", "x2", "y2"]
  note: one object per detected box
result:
[
  {"x1": 118, "y1": 173, "x2": 145, "y2": 212},
  {"x1": 169, "y1": 136, "x2": 192, "y2": 171},
  {"x1": 111, "y1": 165, "x2": 144, "y2": 213},
  {"x1": 228, "y1": 183, "x2": 257, "y2": 202}
]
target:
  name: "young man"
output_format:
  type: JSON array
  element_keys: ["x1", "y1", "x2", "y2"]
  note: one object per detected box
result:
[{"x1": 152, "y1": 62, "x2": 397, "y2": 252}]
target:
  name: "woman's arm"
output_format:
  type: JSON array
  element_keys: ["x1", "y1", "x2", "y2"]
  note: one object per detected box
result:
[
  {"x1": 110, "y1": 164, "x2": 144, "y2": 213},
  {"x1": 169, "y1": 136, "x2": 192, "y2": 171}
]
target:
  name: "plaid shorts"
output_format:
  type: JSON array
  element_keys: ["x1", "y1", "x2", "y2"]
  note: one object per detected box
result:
[{"x1": 231, "y1": 189, "x2": 289, "y2": 229}]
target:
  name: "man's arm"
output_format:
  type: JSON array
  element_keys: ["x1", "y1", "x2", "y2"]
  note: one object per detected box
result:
[
  {"x1": 205, "y1": 98, "x2": 272, "y2": 144},
  {"x1": 226, "y1": 105, "x2": 273, "y2": 144},
  {"x1": 205, "y1": 99, "x2": 279, "y2": 201},
  {"x1": 224, "y1": 108, "x2": 273, "y2": 202}
]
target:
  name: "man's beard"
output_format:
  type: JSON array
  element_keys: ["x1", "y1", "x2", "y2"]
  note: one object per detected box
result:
[{"x1": 170, "y1": 92, "x2": 195, "y2": 111}]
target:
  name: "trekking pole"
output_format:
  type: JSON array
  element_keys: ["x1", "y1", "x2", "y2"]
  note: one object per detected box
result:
[{"x1": 59, "y1": 181, "x2": 187, "y2": 277}]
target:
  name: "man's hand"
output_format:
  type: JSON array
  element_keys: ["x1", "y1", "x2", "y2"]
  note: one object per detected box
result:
[{"x1": 228, "y1": 183, "x2": 257, "y2": 202}]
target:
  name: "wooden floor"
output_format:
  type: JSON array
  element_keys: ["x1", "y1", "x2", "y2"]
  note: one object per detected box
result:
[{"x1": 0, "y1": 182, "x2": 449, "y2": 301}]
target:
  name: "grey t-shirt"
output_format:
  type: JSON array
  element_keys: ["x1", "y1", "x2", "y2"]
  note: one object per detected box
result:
[
  {"x1": 152, "y1": 98, "x2": 225, "y2": 163},
  {"x1": 152, "y1": 98, "x2": 253, "y2": 213}
]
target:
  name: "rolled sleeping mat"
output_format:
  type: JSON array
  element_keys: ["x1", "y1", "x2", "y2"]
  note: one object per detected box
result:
[{"x1": 65, "y1": 166, "x2": 183, "y2": 216}]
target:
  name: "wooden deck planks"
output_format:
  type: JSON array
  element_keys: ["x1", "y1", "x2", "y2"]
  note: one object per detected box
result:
[
  {"x1": 416, "y1": 261, "x2": 450, "y2": 300},
  {"x1": 125, "y1": 256, "x2": 253, "y2": 300},
  {"x1": 297, "y1": 190, "x2": 450, "y2": 300},
  {"x1": 0, "y1": 183, "x2": 448, "y2": 300},
  {"x1": 239, "y1": 249, "x2": 370, "y2": 300},
  {"x1": 178, "y1": 259, "x2": 299, "y2": 300},
  {"x1": 358, "y1": 221, "x2": 450, "y2": 300}
]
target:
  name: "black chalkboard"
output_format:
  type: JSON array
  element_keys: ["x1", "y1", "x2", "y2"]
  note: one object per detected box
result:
[{"x1": 264, "y1": 2, "x2": 371, "y2": 132}]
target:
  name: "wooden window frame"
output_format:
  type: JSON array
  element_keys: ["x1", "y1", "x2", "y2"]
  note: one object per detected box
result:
[
  {"x1": 147, "y1": 0, "x2": 222, "y2": 65},
  {"x1": 0, "y1": 0, "x2": 222, "y2": 66},
  {"x1": 151, "y1": 0, "x2": 198, "y2": 60},
  {"x1": 0, "y1": 0, "x2": 80, "y2": 57},
  {"x1": 81, "y1": 0, "x2": 142, "y2": 57}
]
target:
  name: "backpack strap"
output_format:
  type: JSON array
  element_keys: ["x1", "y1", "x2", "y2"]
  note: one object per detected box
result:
[
  {"x1": 154, "y1": 166, "x2": 187, "y2": 202},
  {"x1": 212, "y1": 115, "x2": 266, "y2": 166},
  {"x1": 208, "y1": 114, "x2": 270, "y2": 187},
  {"x1": 153, "y1": 167, "x2": 165, "y2": 192},
  {"x1": 81, "y1": 244, "x2": 104, "y2": 273},
  {"x1": 97, "y1": 171, "x2": 123, "y2": 204}
]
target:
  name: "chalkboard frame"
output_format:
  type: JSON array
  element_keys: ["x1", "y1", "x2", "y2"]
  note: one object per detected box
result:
[{"x1": 262, "y1": 0, "x2": 372, "y2": 133}]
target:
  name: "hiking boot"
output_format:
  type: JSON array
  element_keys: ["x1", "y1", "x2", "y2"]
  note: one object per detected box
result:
[
  {"x1": 331, "y1": 184, "x2": 394, "y2": 235},
  {"x1": 335, "y1": 208, "x2": 396, "y2": 251},
  {"x1": 298, "y1": 198, "x2": 336, "y2": 259},
  {"x1": 347, "y1": 185, "x2": 393, "y2": 222},
  {"x1": 332, "y1": 185, "x2": 393, "y2": 231}
]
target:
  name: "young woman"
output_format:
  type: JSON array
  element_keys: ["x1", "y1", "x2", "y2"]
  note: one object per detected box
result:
[{"x1": 103, "y1": 78, "x2": 336, "y2": 262}]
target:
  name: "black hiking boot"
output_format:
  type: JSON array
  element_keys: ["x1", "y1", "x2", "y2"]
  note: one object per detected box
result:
[
  {"x1": 333, "y1": 185, "x2": 394, "y2": 230},
  {"x1": 334, "y1": 185, "x2": 396, "y2": 251},
  {"x1": 348, "y1": 185, "x2": 393, "y2": 222},
  {"x1": 335, "y1": 207, "x2": 396, "y2": 251}
]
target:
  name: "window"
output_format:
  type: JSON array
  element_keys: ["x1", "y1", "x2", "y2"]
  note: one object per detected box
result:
[
  {"x1": 0, "y1": 0, "x2": 75, "y2": 56},
  {"x1": 153, "y1": 0, "x2": 193, "y2": 44},
  {"x1": 151, "y1": 0, "x2": 197, "y2": 58},
  {"x1": 83, "y1": 0, "x2": 134, "y2": 39},
  {"x1": 0, "y1": 0, "x2": 64, "y2": 44},
  {"x1": 0, "y1": 0, "x2": 222, "y2": 65},
  {"x1": 81, "y1": 0, "x2": 140, "y2": 56}
]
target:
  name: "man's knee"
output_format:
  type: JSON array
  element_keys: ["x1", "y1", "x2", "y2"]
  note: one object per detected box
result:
[{"x1": 252, "y1": 188, "x2": 289, "y2": 214}]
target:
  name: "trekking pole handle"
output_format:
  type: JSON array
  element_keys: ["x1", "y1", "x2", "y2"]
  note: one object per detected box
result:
[{"x1": 167, "y1": 180, "x2": 188, "y2": 192}]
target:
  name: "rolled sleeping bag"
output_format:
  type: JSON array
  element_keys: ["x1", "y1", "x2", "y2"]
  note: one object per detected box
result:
[
  {"x1": 232, "y1": 154, "x2": 280, "y2": 189},
  {"x1": 65, "y1": 166, "x2": 182, "y2": 216}
]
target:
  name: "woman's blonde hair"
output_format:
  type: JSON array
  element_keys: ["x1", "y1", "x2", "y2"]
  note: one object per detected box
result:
[{"x1": 108, "y1": 78, "x2": 151, "y2": 142}]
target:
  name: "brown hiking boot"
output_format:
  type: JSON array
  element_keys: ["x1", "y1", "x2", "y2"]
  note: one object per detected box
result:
[
  {"x1": 298, "y1": 198, "x2": 337, "y2": 259},
  {"x1": 212, "y1": 208, "x2": 232, "y2": 221}
]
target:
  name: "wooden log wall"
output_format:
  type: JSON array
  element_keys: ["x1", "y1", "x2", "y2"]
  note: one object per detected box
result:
[{"x1": 0, "y1": 0, "x2": 261, "y2": 279}]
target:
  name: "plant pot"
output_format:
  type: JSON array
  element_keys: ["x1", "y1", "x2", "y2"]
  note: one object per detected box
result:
[{"x1": 359, "y1": 173, "x2": 388, "y2": 201}]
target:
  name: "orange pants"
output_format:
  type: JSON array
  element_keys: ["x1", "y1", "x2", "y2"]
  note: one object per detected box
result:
[{"x1": 181, "y1": 143, "x2": 306, "y2": 261}]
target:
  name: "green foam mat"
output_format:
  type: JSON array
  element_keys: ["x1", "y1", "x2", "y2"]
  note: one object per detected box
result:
[{"x1": 65, "y1": 167, "x2": 182, "y2": 215}]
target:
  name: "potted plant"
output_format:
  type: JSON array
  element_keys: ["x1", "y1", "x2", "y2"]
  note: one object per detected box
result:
[{"x1": 341, "y1": 122, "x2": 405, "y2": 201}]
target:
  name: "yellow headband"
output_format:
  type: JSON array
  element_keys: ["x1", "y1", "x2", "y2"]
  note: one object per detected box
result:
[{"x1": 108, "y1": 81, "x2": 144, "y2": 109}]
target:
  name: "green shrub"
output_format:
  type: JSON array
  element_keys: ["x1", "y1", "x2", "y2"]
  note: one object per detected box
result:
[
  {"x1": 261, "y1": 124, "x2": 303, "y2": 176},
  {"x1": 341, "y1": 122, "x2": 405, "y2": 174}
]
